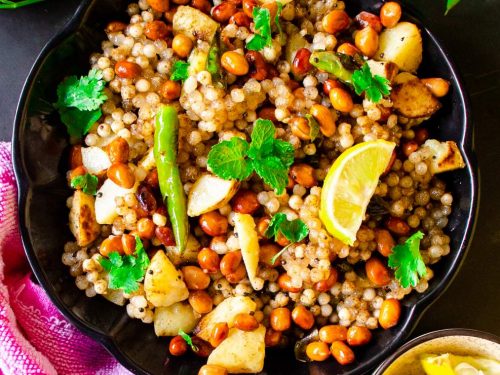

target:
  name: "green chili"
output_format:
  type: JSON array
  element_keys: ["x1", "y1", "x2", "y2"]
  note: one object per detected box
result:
[
  {"x1": 309, "y1": 51, "x2": 354, "y2": 84},
  {"x1": 154, "y1": 105, "x2": 189, "y2": 252}
]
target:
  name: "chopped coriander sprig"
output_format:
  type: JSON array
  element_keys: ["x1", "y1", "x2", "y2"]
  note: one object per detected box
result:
[
  {"x1": 70, "y1": 173, "x2": 98, "y2": 195},
  {"x1": 352, "y1": 63, "x2": 391, "y2": 103},
  {"x1": 207, "y1": 119, "x2": 295, "y2": 194},
  {"x1": 246, "y1": 2, "x2": 283, "y2": 51},
  {"x1": 0, "y1": 0, "x2": 44, "y2": 9},
  {"x1": 388, "y1": 231, "x2": 427, "y2": 288},
  {"x1": 265, "y1": 213, "x2": 309, "y2": 264},
  {"x1": 178, "y1": 329, "x2": 198, "y2": 352},
  {"x1": 99, "y1": 236, "x2": 150, "y2": 294},
  {"x1": 56, "y1": 69, "x2": 107, "y2": 137},
  {"x1": 170, "y1": 60, "x2": 190, "y2": 82}
]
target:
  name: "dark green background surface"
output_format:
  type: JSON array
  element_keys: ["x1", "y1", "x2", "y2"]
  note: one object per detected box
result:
[{"x1": 0, "y1": 0, "x2": 498, "y2": 352}]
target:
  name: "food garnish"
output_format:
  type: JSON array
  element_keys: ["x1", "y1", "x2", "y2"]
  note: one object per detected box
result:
[
  {"x1": 445, "y1": 0, "x2": 461, "y2": 15},
  {"x1": 352, "y1": 62, "x2": 392, "y2": 103},
  {"x1": 170, "y1": 60, "x2": 190, "y2": 82},
  {"x1": 388, "y1": 230, "x2": 427, "y2": 288},
  {"x1": 246, "y1": 7, "x2": 273, "y2": 51},
  {"x1": 154, "y1": 105, "x2": 189, "y2": 252},
  {"x1": 56, "y1": 69, "x2": 107, "y2": 137},
  {"x1": 99, "y1": 236, "x2": 150, "y2": 293},
  {"x1": 265, "y1": 213, "x2": 309, "y2": 264},
  {"x1": 320, "y1": 140, "x2": 396, "y2": 245},
  {"x1": 0, "y1": 0, "x2": 44, "y2": 9},
  {"x1": 207, "y1": 119, "x2": 294, "y2": 194},
  {"x1": 70, "y1": 173, "x2": 98, "y2": 196},
  {"x1": 178, "y1": 329, "x2": 198, "y2": 352}
]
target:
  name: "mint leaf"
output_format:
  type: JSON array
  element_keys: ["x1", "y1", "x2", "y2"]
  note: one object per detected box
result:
[
  {"x1": 99, "y1": 237, "x2": 150, "y2": 294},
  {"x1": 246, "y1": 7, "x2": 272, "y2": 51},
  {"x1": 253, "y1": 156, "x2": 289, "y2": 195},
  {"x1": 60, "y1": 107, "x2": 102, "y2": 138},
  {"x1": 251, "y1": 118, "x2": 276, "y2": 148},
  {"x1": 207, "y1": 137, "x2": 253, "y2": 180},
  {"x1": 57, "y1": 69, "x2": 107, "y2": 111},
  {"x1": 352, "y1": 63, "x2": 391, "y2": 103},
  {"x1": 170, "y1": 60, "x2": 190, "y2": 81},
  {"x1": 208, "y1": 119, "x2": 295, "y2": 193},
  {"x1": 70, "y1": 173, "x2": 98, "y2": 195},
  {"x1": 388, "y1": 231, "x2": 427, "y2": 288}
]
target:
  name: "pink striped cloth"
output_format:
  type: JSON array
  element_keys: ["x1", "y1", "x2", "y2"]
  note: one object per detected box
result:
[{"x1": 0, "y1": 142, "x2": 131, "y2": 375}]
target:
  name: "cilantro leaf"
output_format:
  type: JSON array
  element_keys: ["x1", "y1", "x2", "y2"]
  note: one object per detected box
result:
[
  {"x1": 170, "y1": 60, "x2": 190, "y2": 81},
  {"x1": 99, "y1": 237, "x2": 150, "y2": 294},
  {"x1": 352, "y1": 63, "x2": 391, "y2": 103},
  {"x1": 57, "y1": 69, "x2": 107, "y2": 111},
  {"x1": 266, "y1": 213, "x2": 309, "y2": 264},
  {"x1": 445, "y1": 0, "x2": 461, "y2": 14},
  {"x1": 253, "y1": 156, "x2": 289, "y2": 195},
  {"x1": 305, "y1": 114, "x2": 320, "y2": 141},
  {"x1": 55, "y1": 69, "x2": 107, "y2": 137},
  {"x1": 70, "y1": 173, "x2": 98, "y2": 195},
  {"x1": 275, "y1": 1, "x2": 284, "y2": 44},
  {"x1": 0, "y1": 0, "x2": 44, "y2": 9},
  {"x1": 207, "y1": 137, "x2": 254, "y2": 180},
  {"x1": 280, "y1": 219, "x2": 309, "y2": 243},
  {"x1": 388, "y1": 231, "x2": 427, "y2": 288},
  {"x1": 265, "y1": 212, "x2": 287, "y2": 239},
  {"x1": 178, "y1": 329, "x2": 198, "y2": 352},
  {"x1": 59, "y1": 107, "x2": 102, "y2": 138},
  {"x1": 246, "y1": 7, "x2": 272, "y2": 51},
  {"x1": 270, "y1": 139, "x2": 295, "y2": 168}
]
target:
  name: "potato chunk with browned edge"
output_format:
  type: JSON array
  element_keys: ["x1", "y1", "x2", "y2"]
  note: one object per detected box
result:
[
  {"x1": 391, "y1": 79, "x2": 441, "y2": 118},
  {"x1": 69, "y1": 190, "x2": 100, "y2": 247}
]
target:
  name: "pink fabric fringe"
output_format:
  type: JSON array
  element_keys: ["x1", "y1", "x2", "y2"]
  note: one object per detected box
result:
[{"x1": 0, "y1": 142, "x2": 131, "y2": 375}]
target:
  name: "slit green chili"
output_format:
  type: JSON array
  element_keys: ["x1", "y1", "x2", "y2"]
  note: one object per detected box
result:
[{"x1": 154, "y1": 105, "x2": 189, "y2": 252}]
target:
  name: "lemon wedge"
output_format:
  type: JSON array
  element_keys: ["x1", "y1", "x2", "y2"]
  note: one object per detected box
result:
[
  {"x1": 421, "y1": 354, "x2": 457, "y2": 375},
  {"x1": 320, "y1": 140, "x2": 396, "y2": 245}
]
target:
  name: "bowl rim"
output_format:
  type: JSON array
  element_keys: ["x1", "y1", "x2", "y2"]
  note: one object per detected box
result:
[
  {"x1": 11, "y1": 1, "x2": 479, "y2": 374},
  {"x1": 373, "y1": 328, "x2": 500, "y2": 374}
]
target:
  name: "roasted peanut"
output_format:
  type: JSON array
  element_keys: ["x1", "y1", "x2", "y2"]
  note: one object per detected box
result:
[
  {"x1": 292, "y1": 48, "x2": 312, "y2": 76},
  {"x1": 355, "y1": 11, "x2": 382, "y2": 32},
  {"x1": 108, "y1": 137, "x2": 129, "y2": 164},
  {"x1": 259, "y1": 243, "x2": 281, "y2": 267},
  {"x1": 182, "y1": 265, "x2": 211, "y2": 290},
  {"x1": 144, "y1": 20, "x2": 170, "y2": 40},
  {"x1": 365, "y1": 257, "x2": 391, "y2": 286},
  {"x1": 310, "y1": 104, "x2": 336, "y2": 137},
  {"x1": 199, "y1": 211, "x2": 229, "y2": 236},
  {"x1": 159, "y1": 80, "x2": 182, "y2": 100},
  {"x1": 155, "y1": 226, "x2": 176, "y2": 246},
  {"x1": 330, "y1": 341, "x2": 355, "y2": 365},
  {"x1": 189, "y1": 290, "x2": 213, "y2": 314},
  {"x1": 191, "y1": 0, "x2": 211, "y2": 13},
  {"x1": 221, "y1": 51, "x2": 249, "y2": 76},
  {"x1": 242, "y1": 0, "x2": 257, "y2": 18},
  {"x1": 70, "y1": 145, "x2": 83, "y2": 169},
  {"x1": 314, "y1": 268, "x2": 338, "y2": 292},
  {"x1": 106, "y1": 21, "x2": 127, "y2": 33},
  {"x1": 379, "y1": 298, "x2": 401, "y2": 329},
  {"x1": 289, "y1": 116, "x2": 311, "y2": 141},
  {"x1": 231, "y1": 189, "x2": 260, "y2": 214},
  {"x1": 169, "y1": 335, "x2": 188, "y2": 356},
  {"x1": 198, "y1": 247, "x2": 220, "y2": 273},
  {"x1": 354, "y1": 26, "x2": 379, "y2": 58},
  {"x1": 278, "y1": 273, "x2": 302, "y2": 293},
  {"x1": 380, "y1": 2, "x2": 402, "y2": 28},
  {"x1": 306, "y1": 341, "x2": 331, "y2": 361},
  {"x1": 337, "y1": 42, "x2": 361, "y2": 56},
  {"x1": 322, "y1": 10, "x2": 350, "y2": 34},
  {"x1": 270, "y1": 307, "x2": 291, "y2": 331},
  {"x1": 421, "y1": 78, "x2": 450, "y2": 97},
  {"x1": 198, "y1": 365, "x2": 228, "y2": 375},
  {"x1": 290, "y1": 164, "x2": 317, "y2": 188},
  {"x1": 319, "y1": 325, "x2": 347, "y2": 344},
  {"x1": 99, "y1": 235, "x2": 124, "y2": 256},
  {"x1": 386, "y1": 216, "x2": 410, "y2": 235},
  {"x1": 233, "y1": 313, "x2": 259, "y2": 331},
  {"x1": 211, "y1": 2, "x2": 237, "y2": 23},
  {"x1": 107, "y1": 162, "x2": 135, "y2": 189},
  {"x1": 329, "y1": 87, "x2": 354, "y2": 112},
  {"x1": 229, "y1": 11, "x2": 251, "y2": 27},
  {"x1": 245, "y1": 51, "x2": 268, "y2": 81},
  {"x1": 375, "y1": 229, "x2": 395, "y2": 257},
  {"x1": 210, "y1": 322, "x2": 229, "y2": 347},
  {"x1": 115, "y1": 61, "x2": 141, "y2": 79},
  {"x1": 172, "y1": 34, "x2": 193, "y2": 58},
  {"x1": 292, "y1": 305, "x2": 315, "y2": 330},
  {"x1": 346, "y1": 326, "x2": 372, "y2": 346}
]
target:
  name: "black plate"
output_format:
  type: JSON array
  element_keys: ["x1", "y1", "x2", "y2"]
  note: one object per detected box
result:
[{"x1": 12, "y1": 0, "x2": 478, "y2": 374}]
